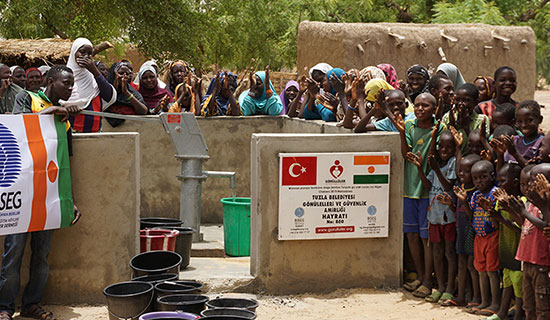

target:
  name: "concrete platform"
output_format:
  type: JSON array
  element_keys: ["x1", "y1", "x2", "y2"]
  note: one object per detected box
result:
[
  {"x1": 192, "y1": 224, "x2": 226, "y2": 257},
  {"x1": 180, "y1": 257, "x2": 255, "y2": 293}
]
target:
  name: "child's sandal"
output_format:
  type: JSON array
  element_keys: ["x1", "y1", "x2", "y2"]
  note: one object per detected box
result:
[{"x1": 425, "y1": 290, "x2": 442, "y2": 303}]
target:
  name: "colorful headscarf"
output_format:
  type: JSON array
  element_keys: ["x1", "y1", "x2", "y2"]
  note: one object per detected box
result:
[
  {"x1": 364, "y1": 79, "x2": 394, "y2": 102},
  {"x1": 437, "y1": 63, "x2": 465, "y2": 89},
  {"x1": 474, "y1": 76, "x2": 495, "y2": 101},
  {"x1": 360, "y1": 66, "x2": 386, "y2": 82},
  {"x1": 325, "y1": 68, "x2": 345, "y2": 95},
  {"x1": 201, "y1": 71, "x2": 237, "y2": 114},
  {"x1": 238, "y1": 71, "x2": 281, "y2": 110},
  {"x1": 25, "y1": 67, "x2": 41, "y2": 78},
  {"x1": 377, "y1": 64, "x2": 399, "y2": 88},
  {"x1": 138, "y1": 64, "x2": 173, "y2": 109},
  {"x1": 308, "y1": 63, "x2": 333, "y2": 78},
  {"x1": 279, "y1": 80, "x2": 300, "y2": 115},
  {"x1": 133, "y1": 60, "x2": 166, "y2": 89},
  {"x1": 406, "y1": 64, "x2": 430, "y2": 103}
]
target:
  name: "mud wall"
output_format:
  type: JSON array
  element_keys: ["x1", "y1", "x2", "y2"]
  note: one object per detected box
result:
[{"x1": 297, "y1": 22, "x2": 536, "y2": 101}]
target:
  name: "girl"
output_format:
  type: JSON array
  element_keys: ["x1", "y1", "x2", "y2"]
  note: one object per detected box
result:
[
  {"x1": 302, "y1": 68, "x2": 345, "y2": 122},
  {"x1": 308, "y1": 62, "x2": 332, "y2": 85},
  {"x1": 377, "y1": 63, "x2": 400, "y2": 88},
  {"x1": 238, "y1": 67, "x2": 283, "y2": 116},
  {"x1": 138, "y1": 64, "x2": 174, "y2": 113},
  {"x1": 279, "y1": 81, "x2": 300, "y2": 115},
  {"x1": 63, "y1": 38, "x2": 116, "y2": 133},
  {"x1": 200, "y1": 72, "x2": 240, "y2": 116},
  {"x1": 163, "y1": 60, "x2": 188, "y2": 95},
  {"x1": 406, "y1": 64, "x2": 430, "y2": 105},
  {"x1": 436, "y1": 63, "x2": 465, "y2": 90},
  {"x1": 478, "y1": 66, "x2": 517, "y2": 117},
  {"x1": 474, "y1": 76, "x2": 495, "y2": 103}
]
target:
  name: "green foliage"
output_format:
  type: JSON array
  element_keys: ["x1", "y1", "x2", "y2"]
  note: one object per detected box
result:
[{"x1": 432, "y1": 0, "x2": 506, "y2": 25}]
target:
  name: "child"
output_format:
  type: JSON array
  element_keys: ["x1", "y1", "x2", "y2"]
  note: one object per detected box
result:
[
  {"x1": 454, "y1": 160, "x2": 500, "y2": 316},
  {"x1": 443, "y1": 83, "x2": 490, "y2": 153},
  {"x1": 503, "y1": 100, "x2": 544, "y2": 167},
  {"x1": 407, "y1": 130, "x2": 457, "y2": 303},
  {"x1": 393, "y1": 92, "x2": 445, "y2": 297},
  {"x1": 354, "y1": 89, "x2": 414, "y2": 133},
  {"x1": 474, "y1": 76, "x2": 495, "y2": 103},
  {"x1": 499, "y1": 164, "x2": 550, "y2": 319},
  {"x1": 467, "y1": 129, "x2": 485, "y2": 156},
  {"x1": 478, "y1": 66, "x2": 518, "y2": 117},
  {"x1": 428, "y1": 74, "x2": 454, "y2": 118},
  {"x1": 485, "y1": 163, "x2": 524, "y2": 320},
  {"x1": 490, "y1": 103, "x2": 516, "y2": 134}
]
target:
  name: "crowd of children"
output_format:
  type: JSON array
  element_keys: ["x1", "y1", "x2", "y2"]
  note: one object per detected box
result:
[{"x1": 0, "y1": 37, "x2": 549, "y2": 320}]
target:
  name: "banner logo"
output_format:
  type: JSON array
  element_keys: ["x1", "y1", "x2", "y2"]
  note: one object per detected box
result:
[{"x1": 0, "y1": 124, "x2": 21, "y2": 188}]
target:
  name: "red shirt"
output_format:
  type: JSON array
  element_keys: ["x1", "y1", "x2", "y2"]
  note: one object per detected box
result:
[{"x1": 515, "y1": 203, "x2": 550, "y2": 266}]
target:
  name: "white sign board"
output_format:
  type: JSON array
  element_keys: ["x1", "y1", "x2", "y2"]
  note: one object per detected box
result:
[{"x1": 278, "y1": 152, "x2": 390, "y2": 240}]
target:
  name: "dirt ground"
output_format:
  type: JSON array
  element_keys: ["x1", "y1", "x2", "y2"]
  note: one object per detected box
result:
[
  {"x1": 26, "y1": 289, "x2": 483, "y2": 320},
  {"x1": 25, "y1": 91, "x2": 550, "y2": 320}
]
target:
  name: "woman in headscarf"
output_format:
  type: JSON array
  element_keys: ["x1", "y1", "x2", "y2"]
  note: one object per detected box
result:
[
  {"x1": 133, "y1": 60, "x2": 166, "y2": 89},
  {"x1": 137, "y1": 64, "x2": 174, "y2": 112},
  {"x1": 303, "y1": 68, "x2": 345, "y2": 122},
  {"x1": 406, "y1": 64, "x2": 430, "y2": 104},
  {"x1": 9, "y1": 66, "x2": 26, "y2": 89},
  {"x1": 168, "y1": 80, "x2": 200, "y2": 114},
  {"x1": 308, "y1": 62, "x2": 333, "y2": 85},
  {"x1": 473, "y1": 76, "x2": 495, "y2": 103},
  {"x1": 37, "y1": 65, "x2": 51, "y2": 88},
  {"x1": 25, "y1": 68, "x2": 42, "y2": 92},
  {"x1": 163, "y1": 60, "x2": 188, "y2": 95},
  {"x1": 279, "y1": 81, "x2": 301, "y2": 115},
  {"x1": 200, "y1": 71, "x2": 240, "y2": 116},
  {"x1": 105, "y1": 61, "x2": 148, "y2": 127},
  {"x1": 377, "y1": 64, "x2": 400, "y2": 88},
  {"x1": 63, "y1": 38, "x2": 116, "y2": 133},
  {"x1": 238, "y1": 67, "x2": 282, "y2": 116},
  {"x1": 436, "y1": 63, "x2": 465, "y2": 90}
]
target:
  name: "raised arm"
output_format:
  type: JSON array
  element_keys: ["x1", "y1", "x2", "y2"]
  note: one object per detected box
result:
[{"x1": 407, "y1": 151, "x2": 432, "y2": 191}]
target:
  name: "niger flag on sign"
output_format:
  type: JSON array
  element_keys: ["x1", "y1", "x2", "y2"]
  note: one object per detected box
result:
[
  {"x1": 0, "y1": 115, "x2": 73, "y2": 236},
  {"x1": 281, "y1": 156, "x2": 317, "y2": 186}
]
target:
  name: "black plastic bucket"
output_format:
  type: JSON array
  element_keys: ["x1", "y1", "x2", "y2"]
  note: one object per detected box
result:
[
  {"x1": 157, "y1": 227, "x2": 195, "y2": 268},
  {"x1": 154, "y1": 282, "x2": 197, "y2": 310},
  {"x1": 130, "y1": 251, "x2": 182, "y2": 278},
  {"x1": 175, "y1": 280, "x2": 203, "y2": 293},
  {"x1": 201, "y1": 308, "x2": 256, "y2": 319},
  {"x1": 157, "y1": 294, "x2": 209, "y2": 314},
  {"x1": 132, "y1": 273, "x2": 179, "y2": 285},
  {"x1": 140, "y1": 218, "x2": 183, "y2": 230},
  {"x1": 104, "y1": 281, "x2": 154, "y2": 320},
  {"x1": 206, "y1": 298, "x2": 259, "y2": 312}
]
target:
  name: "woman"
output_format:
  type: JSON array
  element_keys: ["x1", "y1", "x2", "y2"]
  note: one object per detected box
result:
[
  {"x1": 406, "y1": 64, "x2": 430, "y2": 104},
  {"x1": 9, "y1": 66, "x2": 25, "y2": 89},
  {"x1": 63, "y1": 38, "x2": 116, "y2": 133},
  {"x1": 238, "y1": 67, "x2": 282, "y2": 116},
  {"x1": 200, "y1": 71, "x2": 240, "y2": 116},
  {"x1": 105, "y1": 61, "x2": 148, "y2": 127},
  {"x1": 133, "y1": 60, "x2": 166, "y2": 89},
  {"x1": 303, "y1": 68, "x2": 345, "y2": 122},
  {"x1": 279, "y1": 81, "x2": 300, "y2": 115},
  {"x1": 163, "y1": 60, "x2": 188, "y2": 95},
  {"x1": 436, "y1": 62, "x2": 465, "y2": 89},
  {"x1": 308, "y1": 62, "x2": 333, "y2": 85},
  {"x1": 377, "y1": 64, "x2": 399, "y2": 88},
  {"x1": 137, "y1": 64, "x2": 173, "y2": 112},
  {"x1": 25, "y1": 68, "x2": 42, "y2": 92}
]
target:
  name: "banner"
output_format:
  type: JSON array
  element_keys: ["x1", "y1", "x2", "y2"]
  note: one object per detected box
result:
[
  {"x1": 278, "y1": 152, "x2": 390, "y2": 240},
  {"x1": 0, "y1": 115, "x2": 73, "y2": 235}
]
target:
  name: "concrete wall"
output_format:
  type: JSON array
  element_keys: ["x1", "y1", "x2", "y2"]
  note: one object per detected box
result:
[
  {"x1": 297, "y1": 22, "x2": 536, "y2": 101},
  {"x1": 102, "y1": 116, "x2": 350, "y2": 224},
  {"x1": 250, "y1": 133, "x2": 403, "y2": 294},
  {"x1": 0, "y1": 133, "x2": 141, "y2": 304}
]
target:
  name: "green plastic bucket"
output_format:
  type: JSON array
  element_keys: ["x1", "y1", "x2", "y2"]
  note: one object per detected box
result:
[{"x1": 220, "y1": 197, "x2": 251, "y2": 257}]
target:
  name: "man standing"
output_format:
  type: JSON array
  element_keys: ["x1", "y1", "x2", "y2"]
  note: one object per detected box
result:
[
  {"x1": 0, "y1": 64, "x2": 23, "y2": 114},
  {"x1": 0, "y1": 65, "x2": 80, "y2": 320}
]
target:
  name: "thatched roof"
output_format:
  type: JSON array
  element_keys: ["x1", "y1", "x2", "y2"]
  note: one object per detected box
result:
[{"x1": 0, "y1": 38, "x2": 73, "y2": 68}]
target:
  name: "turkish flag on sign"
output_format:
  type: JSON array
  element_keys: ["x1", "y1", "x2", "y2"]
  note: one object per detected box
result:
[{"x1": 281, "y1": 156, "x2": 317, "y2": 186}]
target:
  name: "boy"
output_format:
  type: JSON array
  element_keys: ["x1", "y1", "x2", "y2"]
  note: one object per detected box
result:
[
  {"x1": 428, "y1": 74, "x2": 454, "y2": 118},
  {"x1": 393, "y1": 92, "x2": 445, "y2": 297},
  {"x1": 0, "y1": 65, "x2": 80, "y2": 320},
  {"x1": 483, "y1": 163, "x2": 524, "y2": 320},
  {"x1": 354, "y1": 90, "x2": 414, "y2": 133},
  {"x1": 454, "y1": 160, "x2": 501, "y2": 316}
]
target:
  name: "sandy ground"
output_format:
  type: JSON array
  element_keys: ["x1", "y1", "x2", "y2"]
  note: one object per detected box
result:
[
  {"x1": 29, "y1": 289, "x2": 483, "y2": 320},
  {"x1": 24, "y1": 91, "x2": 550, "y2": 320}
]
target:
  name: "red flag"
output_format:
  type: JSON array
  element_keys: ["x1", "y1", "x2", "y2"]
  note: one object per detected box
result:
[{"x1": 281, "y1": 156, "x2": 317, "y2": 186}]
